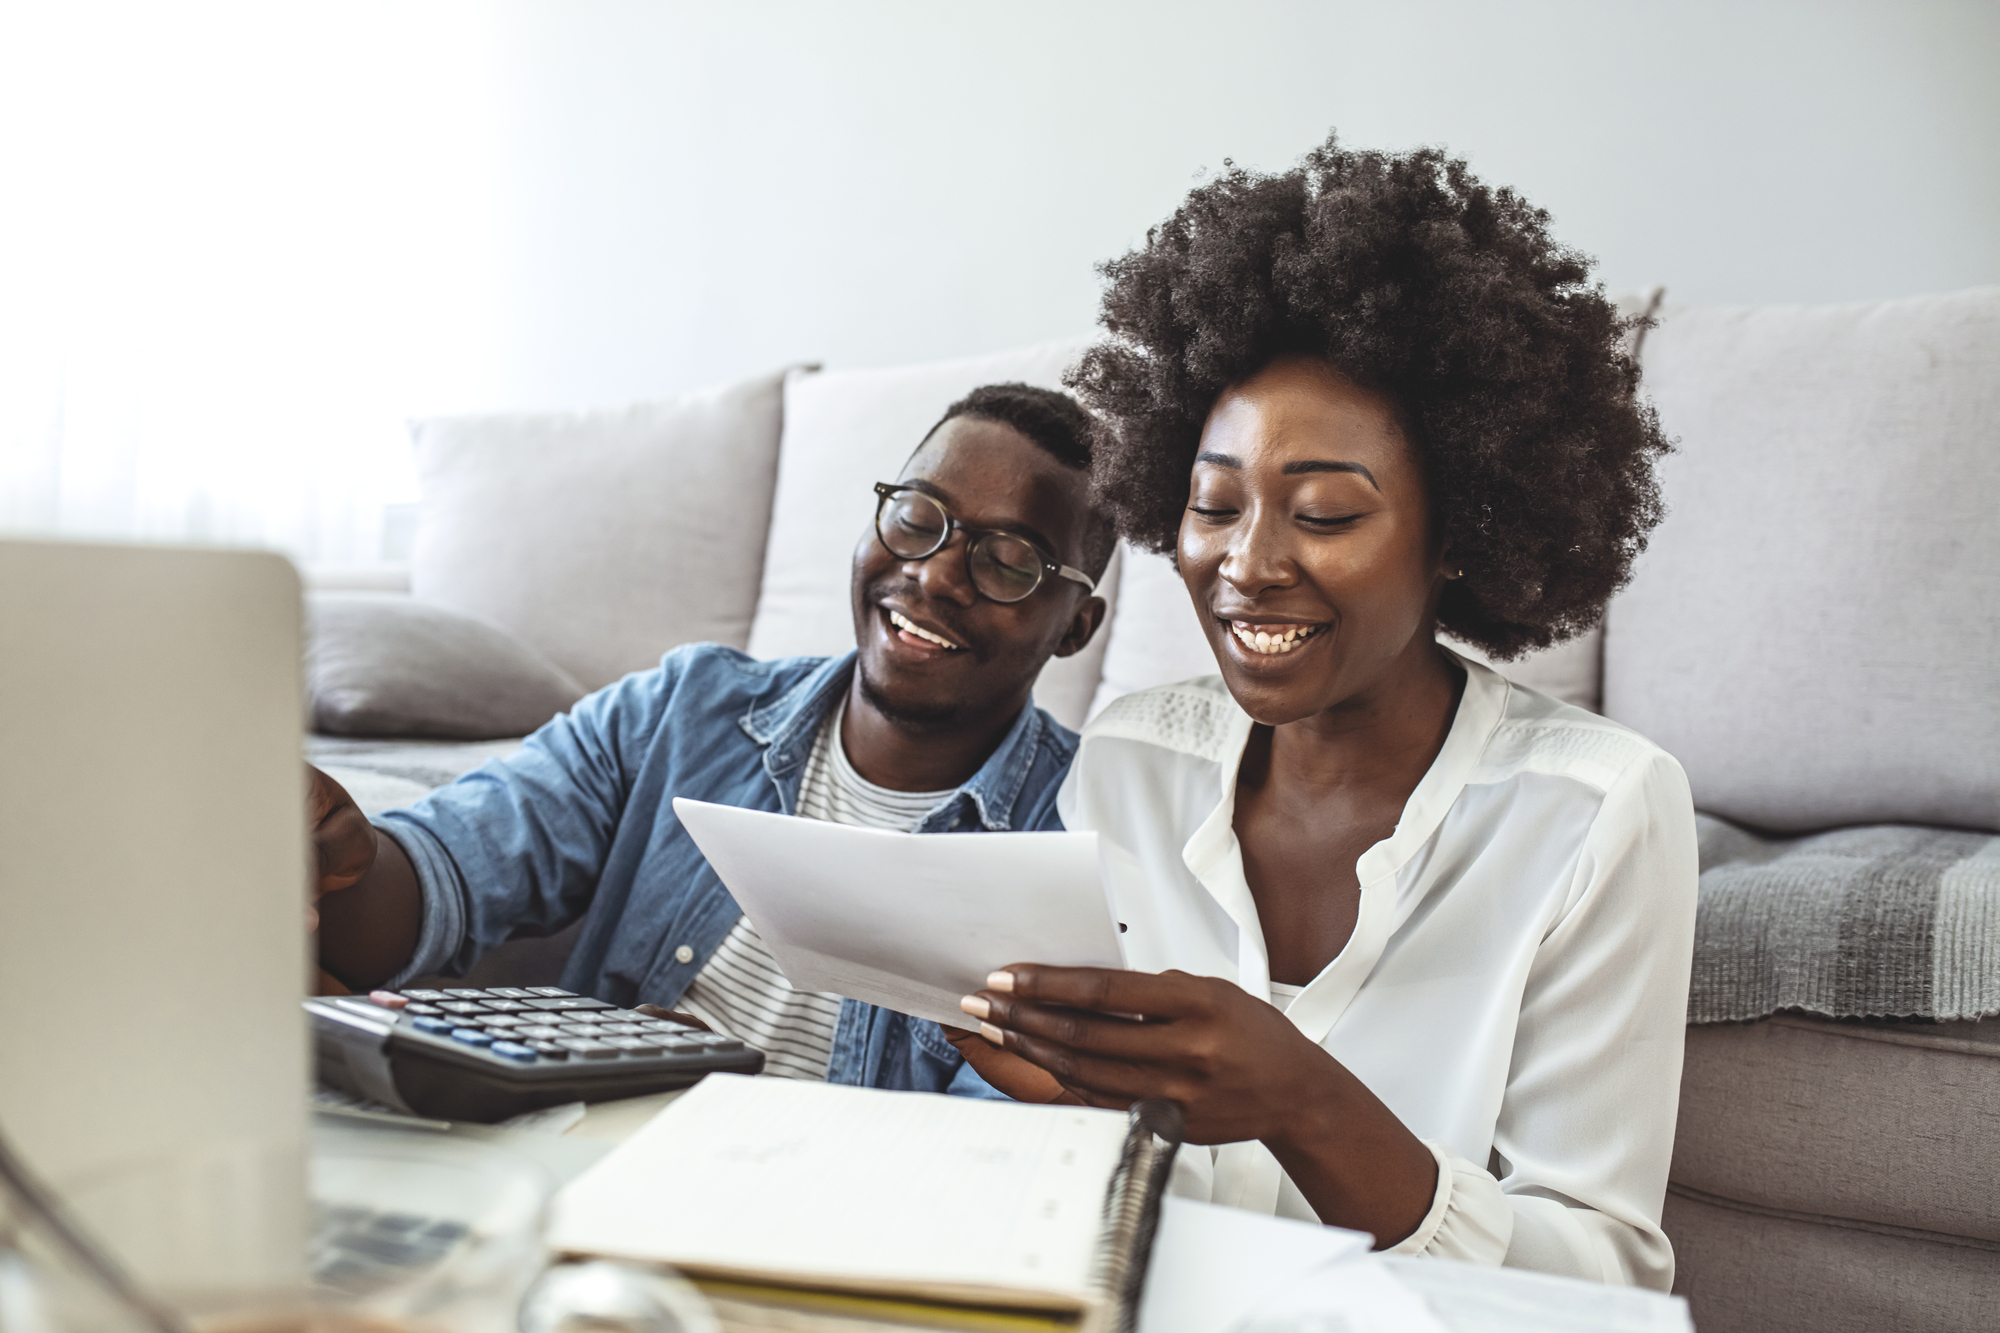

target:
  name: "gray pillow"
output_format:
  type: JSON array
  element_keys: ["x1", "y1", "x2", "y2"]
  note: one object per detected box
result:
[
  {"x1": 411, "y1": 366, "x2": 801, "y2": 692},
  {"x1": 307, "y1": 594, "x2": 586, "y2": 740},
  {"x1": 1604, "y1": 288, "x2": 2000, "y2": 832}
]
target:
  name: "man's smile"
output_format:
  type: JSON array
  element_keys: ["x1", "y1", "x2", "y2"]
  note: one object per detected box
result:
[{"x1": 882, "y1": 604, "x2": 966, "y2": 652}]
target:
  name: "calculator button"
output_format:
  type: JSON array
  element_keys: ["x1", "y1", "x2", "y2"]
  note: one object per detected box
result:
[
  {"x1": 603, "y1": 1035, "x2": 662, "y2": 1054},
  {"x1": 693, "y1": 1034, "x2": 744, "y2": 1052},
  {"x1": 528, "y1": 987, "x2": 574, "y2": 997},
  {"x1": 403, "y1": 1002, "x2": 443, "y2": 1016},
  {"x1": 367, "y1": 990, "x2": 409, "y2": 1009},
  {"x1": 523, "y1": 996, "x2": 612, "y2": 1012},
  {"x1": 514, "y1": 1025, "x2": 565, "y2": 1041},
  {"x1": 479, "y1": 999, "x2": 531, "y2": 1012},
  {"x1": 450, "y1": 1028, "x2": 496, "y2": 1047},
  {"x1": 660, "y1": 1038, "x2": 706, "y2": 1055},
  {"x1": 596, "y1": 1009, "x2": 644, "y2": 1022},
  {"x1": 484, "y1": 988, "x2": 533, "y2": 999},
  {"x1": 443, "y1": 989, "x2": 487, "y2": 999},
  {"x1": 554, "y1": 1023, "x2": 605, "y2": 1039},
  {"x1": 640, "y1": 1020, "x2": 693, "y2": 1034},
  {"x1": 413, "y1": 1016, "x2": 455, "y2": 1035},
  {"x1": 398, "y1": 989, "x2": 449, "y2": 1002},
  {"x1": 525, "y1": 1040, "x2": 569, "y2": 1059},
  {"x1": 556, "y1": 1039, "x2": 619, "y2": 1060},
  {"x1": 596, "y1": 1023, "x2": 643, "y2": 1036},
  {"x1": 478, "y1": 1014, "x2": 525, "y2": 1029},
  {"x1": 489, "y1": 1041, "x2": 537, "y2": 1062},
  {"x1": 437, "y1": 1001, "x2": 491, "y2": 1015}
]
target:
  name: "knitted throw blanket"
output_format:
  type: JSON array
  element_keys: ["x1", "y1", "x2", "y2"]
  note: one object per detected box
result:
[{"x1": 1692, "y1": 814, "x2": 2000, "y2": 1024}]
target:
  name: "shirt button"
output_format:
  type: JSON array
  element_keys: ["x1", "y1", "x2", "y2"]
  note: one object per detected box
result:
[{"x1": 674, "y1": 945, "x2": 695, "y2": 964}]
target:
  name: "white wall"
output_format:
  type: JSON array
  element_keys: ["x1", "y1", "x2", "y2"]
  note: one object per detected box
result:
[
  {"x1": 462, "y1": 0, "x2": 2000, "y2": 411},
  {"x1": 3, "y1": 0, "x2": 1996, "y2": 559}
]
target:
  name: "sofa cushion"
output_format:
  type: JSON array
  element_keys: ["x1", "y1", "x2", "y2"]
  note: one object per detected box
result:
[
  {"x1": 1673, "y1": 1014, "x2": 2000, "y2": 1244},
  {"x1": 411, "y1": 367, "x2": 797, "y2": 692},
  {"x1": 1603, "y1": 288, "x2": 2000, "y2": 832},
  {"x1": 743, "y1": 338, "x2": 1106, "y2": 730},
  {"x1": 1089, "y1": 544, "x2": 1607, "y2": 721},
  {"x1": 306, "y1": 594, "x2": 584, "y2": 741},
  {"x1": 1664, "y1": 1185, "x2": 1999, "y2": 1333},
  {"x1": 1669, "y1": 1013, "x2": 2000, "y2": 1333}
]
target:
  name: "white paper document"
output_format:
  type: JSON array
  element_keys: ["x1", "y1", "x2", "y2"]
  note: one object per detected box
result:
[
  {"x1": 673, "y1": 797, "x2": 1125, "y2": 1026},
  {"x1": 1380, "y1": 1256, "x2": 1693, "y2": 1333},
  {"x1": 1137, "y1": 1198, "x2": 1375, "y2": 1333}
]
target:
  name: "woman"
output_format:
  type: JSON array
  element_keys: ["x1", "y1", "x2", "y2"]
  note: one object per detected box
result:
[{"x1": 948, "y1": 137, "x2": 1695, "y2": 1289}]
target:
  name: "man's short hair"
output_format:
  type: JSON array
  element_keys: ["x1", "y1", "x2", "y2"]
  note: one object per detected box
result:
[{"x1": 923, "y1": 383, "x2": 1117, "y2": 580}]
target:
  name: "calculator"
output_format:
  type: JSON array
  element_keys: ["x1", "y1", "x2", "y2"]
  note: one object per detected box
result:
[{"x1": 306, "y1": 985, "x2": 765, "y2": 1123}]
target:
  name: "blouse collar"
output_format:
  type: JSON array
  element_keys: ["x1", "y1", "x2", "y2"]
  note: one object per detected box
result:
[{"x1": 1178, "y1": 652, "x2": 1513, "y2": 1039}]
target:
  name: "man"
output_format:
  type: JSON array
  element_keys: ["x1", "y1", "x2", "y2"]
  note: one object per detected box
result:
[{"x1": 310, "y1": 382, "x2": 1114, "y2": 1095}]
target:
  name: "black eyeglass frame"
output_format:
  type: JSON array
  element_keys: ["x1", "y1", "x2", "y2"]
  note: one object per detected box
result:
[{"x1": 872, "y1": 482, "x2": 1097, "y2": 604}]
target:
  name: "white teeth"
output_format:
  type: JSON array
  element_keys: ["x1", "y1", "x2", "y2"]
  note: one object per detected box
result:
[
  {"x1": 1228, "y1": 622, "x2": 1320, "y2": 656},
  {"x1": 890, "y1": 610, "x2": 959, "y2": 650}
]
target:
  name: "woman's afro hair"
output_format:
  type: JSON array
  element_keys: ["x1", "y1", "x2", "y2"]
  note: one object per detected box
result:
[{"x1": 1065, "y1": 132, "x2": 1671, "y2": 659}]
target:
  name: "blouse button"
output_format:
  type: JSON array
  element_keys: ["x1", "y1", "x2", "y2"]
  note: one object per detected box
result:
[{"x1": 674, "y1": 945, "x2": 695, "y2": 964}]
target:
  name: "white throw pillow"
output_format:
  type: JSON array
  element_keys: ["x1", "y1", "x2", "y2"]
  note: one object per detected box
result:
[
  {"x1": 1604, "y1": 287, "x2": 2000, "y2": 832},
  {"x1": 745, "y1": 337, "x2": 1105, "y2": 729},
  {"x1": 410, "y1": 367, "x2": 798, "y2": 691}
]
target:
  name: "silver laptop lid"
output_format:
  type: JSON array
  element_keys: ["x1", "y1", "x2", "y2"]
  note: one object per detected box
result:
[{"x1": 0, "y1": 538, "x2": 309, "y2": 1291}]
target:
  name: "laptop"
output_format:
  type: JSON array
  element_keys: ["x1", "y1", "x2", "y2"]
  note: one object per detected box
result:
[{"x1": 0, "y1": 538, "x2": 310, "y2": 1291}]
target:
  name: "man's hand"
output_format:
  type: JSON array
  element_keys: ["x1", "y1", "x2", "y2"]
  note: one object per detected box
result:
[
  {"x1": 634, "y1": 1004, "x2": 712, "y2": 1032},
  {"x1": 308, "y1": 764, "x2": 375, "y2": 931}
]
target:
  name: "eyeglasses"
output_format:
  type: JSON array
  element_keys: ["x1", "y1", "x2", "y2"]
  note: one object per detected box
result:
[{"x1": 872, "y1": 483, "x2": 1096, "y2": 605}]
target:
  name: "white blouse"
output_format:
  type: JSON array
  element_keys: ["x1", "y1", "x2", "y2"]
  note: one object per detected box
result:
[{"x1": 1056, "y1": 656, "x2": 1697, "y2": 1290}]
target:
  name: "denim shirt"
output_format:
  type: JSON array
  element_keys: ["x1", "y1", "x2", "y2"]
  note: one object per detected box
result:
[{"x1": 374, "y1": 644, "x2": 1076, "y2": 1095}]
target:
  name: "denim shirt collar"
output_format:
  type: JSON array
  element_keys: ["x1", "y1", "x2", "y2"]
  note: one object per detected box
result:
[{"x1": 737, "y1": 651, "x2": 1045, "y2": 832}]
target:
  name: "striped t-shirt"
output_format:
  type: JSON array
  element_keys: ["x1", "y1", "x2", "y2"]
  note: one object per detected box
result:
[{"x1": 676, "y1": 700, "x2": 952, "y2": 1080}]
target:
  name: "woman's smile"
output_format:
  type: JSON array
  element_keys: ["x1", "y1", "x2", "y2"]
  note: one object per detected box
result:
[{"x1": 1224, "y1": 618, "x2": 1326, "y2": 656}]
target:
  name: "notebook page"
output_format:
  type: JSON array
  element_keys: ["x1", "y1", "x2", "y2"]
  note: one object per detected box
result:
[{"x1": 550, "y1": 1075, "x2": 1131, "y2": 1302}]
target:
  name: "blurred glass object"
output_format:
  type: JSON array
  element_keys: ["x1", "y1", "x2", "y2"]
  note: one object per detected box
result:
[
  {"x1": 3, "y1": 1119, "x2": 553, "y2": 1333},
  {"x1": 519, "y1": 1263, "x2": 718, "y2": 1333}
]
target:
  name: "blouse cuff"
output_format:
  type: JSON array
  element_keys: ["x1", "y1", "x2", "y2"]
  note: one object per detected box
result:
[{"x1": 1384, "y1": 1139, "x2": 1514, "y2": 1265}]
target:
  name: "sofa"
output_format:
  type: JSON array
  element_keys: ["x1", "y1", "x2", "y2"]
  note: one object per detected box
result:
[{"x1": 307, "y1": 287, "x2": 2000, "y2": 1332}]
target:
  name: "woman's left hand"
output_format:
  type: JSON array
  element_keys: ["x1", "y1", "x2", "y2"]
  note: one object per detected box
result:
[
  {"x1": 959, "y1": 964, "x2": 1333, "y2": 1146},
  {"x1": 960, "y1": 963, "x2": 1439, "y2": 1245}
]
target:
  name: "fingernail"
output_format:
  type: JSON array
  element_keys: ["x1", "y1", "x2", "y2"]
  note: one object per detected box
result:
[
  {"x1": 987, "y1": 970, "x2": 1016, "y2": 992},
  {"x1": 959, "y1": 995, "x2": 990, "y2": 1019},
  {"x1": 979, "y1": 1021, "x2": 1006, "y2": 1044}
]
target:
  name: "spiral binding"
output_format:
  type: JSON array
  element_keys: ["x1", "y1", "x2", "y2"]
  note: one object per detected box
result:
[{"x1": 1087, "y1": 1099, "x2": 1184, "y2": 1333}]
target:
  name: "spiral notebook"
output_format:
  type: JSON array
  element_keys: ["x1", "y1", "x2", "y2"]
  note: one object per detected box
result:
[{"x1": 549, "y1": 1076, "x2": 1182, "y2": 1333}]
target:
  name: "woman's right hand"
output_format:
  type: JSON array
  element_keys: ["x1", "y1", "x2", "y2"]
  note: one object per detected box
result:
[
  {"x1": 307, "y1": 763, "x2": 375, "y2": 930},
  {"x1": 940, "y1": 1024, "x2": 1083, "y2": 1104}
]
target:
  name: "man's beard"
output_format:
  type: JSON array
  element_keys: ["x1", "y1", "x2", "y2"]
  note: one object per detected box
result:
[{"x1": 856, "y1": 659, "x2": 968, "y2": 732}]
